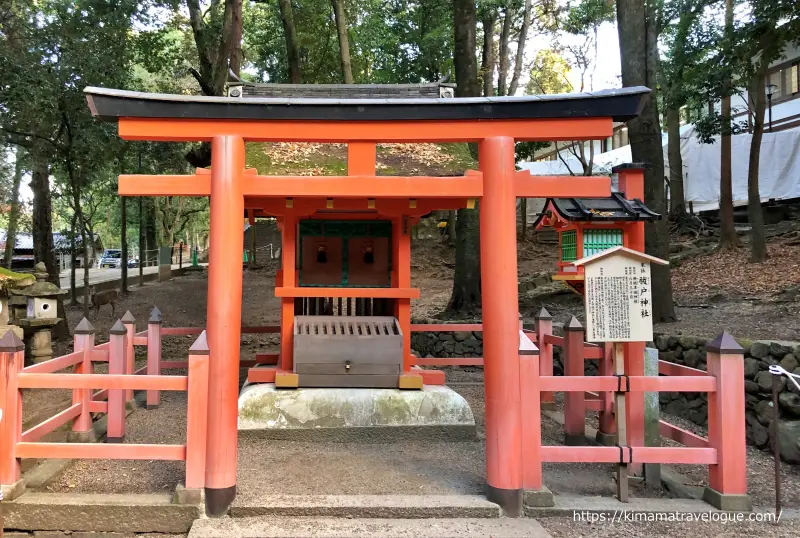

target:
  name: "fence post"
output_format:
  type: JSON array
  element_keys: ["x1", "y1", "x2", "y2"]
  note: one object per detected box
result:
[
  {"x1": 185, "y1": 331, "x2": 209, "y2": 493},
  {"x1": 596, "y1": 342, "x2": 616, "y2": 445},
  {"x1": 0, "y1": 331, "x2": 25, "y2": 499},
  {"x1": 107, "y1": 320, "x2": 128, "y2": 443},
  {"x1": 563, "y1": 317, "x2": 586, "y2": 445},
  {"x1": 520, "y1": 333, "x2": 552, "y2": 506},
  {"x1": 703, "y1": 331, "x2": 751, "y2": 511},
  {"x1": 535, "y1": 308, "x2": 554, "y2": 410},
  {"x1": 147, "y1": 307, "x2": 163, "y2": 409},
  {"x1": 70, "y1": 318, "x2": 96, "y2": 442},
  {"x1": 121, "y1": 311, "x2": 136, "y2": 406}
]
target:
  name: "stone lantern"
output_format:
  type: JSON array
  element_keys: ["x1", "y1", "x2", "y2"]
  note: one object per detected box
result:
[{"x1": 14, "y1": 262, "x2": 66, "y2": 363}]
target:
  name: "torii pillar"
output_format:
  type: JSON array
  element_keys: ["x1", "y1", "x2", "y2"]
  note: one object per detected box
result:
[{"x1": 204, "y1": 135, "x2": 245, "y2": 516}]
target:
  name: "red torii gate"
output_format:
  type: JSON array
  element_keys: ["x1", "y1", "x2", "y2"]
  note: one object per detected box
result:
[{"x1": 85, "y1": 85, "x2": 650, "y2": 517}]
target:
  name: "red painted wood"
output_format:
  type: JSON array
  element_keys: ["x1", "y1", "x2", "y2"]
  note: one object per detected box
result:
[
  {"x1": 658, "y1": 360, "x2": 707, "y2": 377},
  {"x1": 22, "y1": 404, "x2": 82, "y2": 443},
  {"x1": 659, "y1": 420, "x2": 709, "y2": 449},
  {"x1": 543, "y1": 334, "x2": 564, "y2": 346},
  {"x1": 520, "y1": 355, "x2": 542, "y2": 489},
  {"x1": 160, "y1": 361, "x2": 188, "y2": 370},
  {"x1": 275, "y1": 287, "x2": 420, "y2": 299},
  {"x1": 539, "y1": 376, "x2": 620, "y2": 392},
  {"x1": 88, "y1": 401, "x2": 108, "y2": 413},
  {"x1": 21, "y1": 351, "x2": 83, "y2": 373},
  {"x1": 17, "y1": 373, "x2": 188, "y2": 391},
  {"x1": 91, "y1": 349, "x2": 109, "y2": 362},
  {"x1": 537, "y1": 315, "x2": 554, "y2": 407},
  {"x1": 631, "y1": 447, "x2": 717, "y2": 465},
  {"x1": 15, "y1": 442, "x2": 186, "y2": 461},
  {"x1": 410, "y1": 324, "x2": 483, "y2": 332},
  {"x1": 415, "y1": 358, "x2": 484, "y2": 366},
  {"x1": 72, "y1": 331, "x2": 95, "y2": 435},
  {"x1": 147, "y1": 321, "x2": 163, "y2": 408},
  {"x1": 132, "y1": 336, "x2": 148, "y2": 346},
  {"x1": 410, "y1": 367, "x2": 445, "y2": 386},
  {"x1": 185, "y1": 352, "x2": 210, "y2": 489},
  {"x1": 247, "y1": 367, "x2": 277, "y2": 383},
  {"x1": 628, "y1": 376, "x2": 716, "y2": 393},
  {"x1": 541, "y1": 445, "x2": 625, "y2": 463}
]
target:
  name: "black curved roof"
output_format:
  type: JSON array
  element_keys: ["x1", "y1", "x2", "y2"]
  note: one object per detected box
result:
[
  {"x1": 84, "y1": 86, "x2": 650, "y2": 123},
  {"x1": 533, "y1": 193, "x2": 662, "y2": 227}
]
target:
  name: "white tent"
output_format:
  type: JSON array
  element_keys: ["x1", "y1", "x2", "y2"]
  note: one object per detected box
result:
[{"x1": 518, "y1": 125, "x2": 800, "y2": 212}]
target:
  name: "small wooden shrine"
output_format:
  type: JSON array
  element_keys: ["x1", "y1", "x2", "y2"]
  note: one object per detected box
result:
[{"x1": 533, "y1": 164, "x2": 661, "y2": 294}]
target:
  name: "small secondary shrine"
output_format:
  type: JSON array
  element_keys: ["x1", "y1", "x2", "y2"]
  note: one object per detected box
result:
[
  {"x1": 84, "y1": 83, "x2": 649, "y2": 516},
  {"x1": 533, "y1": 163, "x2": 661, "y2": 294}
]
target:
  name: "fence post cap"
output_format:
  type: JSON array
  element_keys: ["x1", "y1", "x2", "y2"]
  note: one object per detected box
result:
[
  {"x1": 74, "y1": 317, "x2": 96, "y2": 335},
  {"x1": 121, "y1": 310, "x2": 136, "y2": 324},
  {"x1": 564, "y1": 316, "x2": 583, "y2": 331},
  {"x1": 189, "y1": 330, "x2": 210, "y2": 355},
  {"x1": 0, "y1": 330, "x2": 25, "y2": 352},
  {"x1": 149, "y1": 306, "x2": 163, "y2": 324},
  {"x1": 110, "y1": 320, "x2": 127, "y2": 335},
  {"x1": 535, "y1": 307, "x2": 552, "y2": 321},
  {"x1": 706, "y1": 331, "x2": 742, "y2": 354}
]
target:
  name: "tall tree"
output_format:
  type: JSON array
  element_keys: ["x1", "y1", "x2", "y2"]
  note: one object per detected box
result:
[
  {"x1": 660, "y1": 0, "x2": 708, "y2": 218},
  {"x1": 738, "y1": 0, "x2": 800, "y2": 262},
  {"x1": 507, "y1": 0, "x2": 531, "y2": 95},
  {"x1": 331, "y1": 0, "x2": 353, "y2": 83},
  {"x1": 617, "y1": 0, "x2": 676, "y2": 322},
  {"x1": 497, "y1": 2, "x2": 513, "y2": 95},
  {"x1": 277, "y1": 0, "x2": 302, "y2": 82},
  {"x1": 480, "y1": 6, "x2": 497, "y2": 96},
  {"x1": 718, "y1": 0, "x2": 738, "y2": 249},
  {"x1": 449, "y1": 0, "x2": 482, "y2": 313},
  {"x1": 3, "y1": 147, "x2": 24, "y2": 268}
]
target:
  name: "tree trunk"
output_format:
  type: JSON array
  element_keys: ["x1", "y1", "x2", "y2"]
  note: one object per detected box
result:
[
  {"x1": 81, "y1": 222, "x2": 90, "y2": 319},
  {"x1": 481, "y1": 10, "x2": 496, "y2": 96},
  {"x1": 747, "y1": 67, "x2": 768, "y2": 263},
  {"x1": 31, "y1": 160, "x2": 57, "y2": 284},
  {"x1": 450, "y1": 0, "x2": 482, "y2": 313},
  {"x1": 718, "y1": 0, "x2": 738, "y2": 249},
  {"x1": 278, "y1": 0, "x2": 302, "y2": 83},
  {"x1": 448, "y1": 204, "x2": 482, "y2": 313},
  {"x1": 331, "y1": 0, "x2": 354, "y2": 83},
  {"x1": 508, "y1": 0, "x2": 532, "y2": 95},
  {"x1": 229, "y1": 0, "x2": 244, "y2": 77},
  {"x1": 617, "y1": 0, "x2": 675, "y2": 323},
  {"x1": 70, "y1": 213, "x2": 78, "y2": 305},
  {"x1": 497, "y1": 5, "x2": 512, "y2": 96},
  {"x1": 445, "y1": 210, "x2": 456, "y2": 245},
  {"x1": 121, "y1": 196, "x2": 128, "y2": 294},
  {"x1": 3, "y1": 146, "x2": 23, "y2": 268},
  {"x1": 139, "y1": 196, "x2": 145, "y2": 285},
  {"x1": 666, "y1": 105, "x2": 685, "y2": 216}
]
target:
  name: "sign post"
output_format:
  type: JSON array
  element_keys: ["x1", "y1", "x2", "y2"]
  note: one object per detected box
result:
[{"x1": 573, "y1": 246, "x2": 669, "y2": 502}]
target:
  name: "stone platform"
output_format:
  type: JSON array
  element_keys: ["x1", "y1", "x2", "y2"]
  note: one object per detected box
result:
[{"x1": 238, "y1": 383, "x2": 476, "y2": 441}]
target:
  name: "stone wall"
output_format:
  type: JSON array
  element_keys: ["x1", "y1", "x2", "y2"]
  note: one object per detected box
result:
[
  {"x1": 655, "y1": 334, "x2": 800, "y2": 464},
  {"x1": 411, "y1": 330, "x2": 483, "y2": 359}
]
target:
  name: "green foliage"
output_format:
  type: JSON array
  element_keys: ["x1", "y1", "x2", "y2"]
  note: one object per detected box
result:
[{"x1": 563, "y1": 0, "x2": 615, "y2": 35}]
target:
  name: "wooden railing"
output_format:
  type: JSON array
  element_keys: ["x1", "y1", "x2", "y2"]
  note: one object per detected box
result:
[
  {"x1": 0, "y1": 310, "x2": 209, "y2": 493},
  {"x1": 526, "y1": 314, "x2": 747, "y2": 504}
]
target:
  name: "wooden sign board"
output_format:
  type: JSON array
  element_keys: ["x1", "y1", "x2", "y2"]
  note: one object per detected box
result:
[{"x1": 573, "y1": 247, "x2": 669, "y2": 343}]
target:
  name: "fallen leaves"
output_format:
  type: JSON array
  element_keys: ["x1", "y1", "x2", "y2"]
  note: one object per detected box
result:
[{"x1": 671, "y1": 240, "x2": 800, "y2": 298}]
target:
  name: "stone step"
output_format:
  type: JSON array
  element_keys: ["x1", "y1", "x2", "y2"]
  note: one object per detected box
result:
[
  {"x1": 189, "y1": 517, "x2": 551, "y2": 538},
  {"x1": 229, "y1": 494, "x2": 501, "y2": 519}
]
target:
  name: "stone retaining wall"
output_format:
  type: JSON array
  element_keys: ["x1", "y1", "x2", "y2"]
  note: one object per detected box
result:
[
  {"x1": 411, "y1": 330, "x2": 483, "y2": 358},
  {"x1": 655, "y1": 334, "x2": 800, "y2": 464}
]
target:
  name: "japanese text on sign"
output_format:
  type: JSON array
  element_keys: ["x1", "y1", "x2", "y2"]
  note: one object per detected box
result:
[{"x1": 583, "y1": 254, "x2": 654, "y2": 342}]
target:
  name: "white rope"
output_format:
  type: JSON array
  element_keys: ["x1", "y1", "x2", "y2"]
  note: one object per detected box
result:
[{"x1": 769, "y1": 364, "x2": 800, "y2": 392}]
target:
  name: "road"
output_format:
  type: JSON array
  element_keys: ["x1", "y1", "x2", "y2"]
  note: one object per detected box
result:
[{"x1": 59, "y1": 264, "x2": 188, "y2": 290}]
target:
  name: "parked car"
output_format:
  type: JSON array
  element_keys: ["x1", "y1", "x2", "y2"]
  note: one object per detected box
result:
[
  {"x1": 99, "y1": 249, "x2": 123, "y2": 268},
  {"x1": 127, "y1": 257, "x2": 139, "y2": 268}
]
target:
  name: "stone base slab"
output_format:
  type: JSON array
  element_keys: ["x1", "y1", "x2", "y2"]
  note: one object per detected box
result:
[
  {"x1": 174, "y1": 484, "x2": 204, "y2": 505},
  {"x1": 230, "y1": 494, "x2": 500, "y2": 519},
  {"x1": 66, "y1": 430, "x2": 96, "y2": 443},
  {"x1": 238, "y1": 384, "x2": 475, "y2": 440},
  {"x1": 702, "y1": 487, "x2": 753, "y2": 511},
  {"x1": 3, "y1": 492, "x2": 200, "y2": 533},
  {"x1": 1, "y1": 479, "x2": 26, "y2": 501},
  {"x1": 189, "y1": 517, "x2": 550, "y2": 538},
  {"x1": 523, "y1": 486, "x2": 554, "y2": 508}
]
